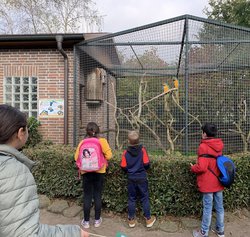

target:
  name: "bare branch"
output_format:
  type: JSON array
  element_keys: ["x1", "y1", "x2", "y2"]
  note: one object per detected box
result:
[
  {"x1": 110, "y1": 80, "x2": 120, "y2": 149},
  {"x1": 136, "y1": 117, "x2": 168, "y2": 154},
  {"x1": 126, "y1": 88, "x2": 177, "y2": 114},
  {"x1": 0, "y1": 0, "x2": 103, "y2": 33},
  {"x1": 171, "y1": 93, "x2": 202, "y2": 126},
  {"x1": 173, "y1": 116, "x2": 199, "y2": 143}
]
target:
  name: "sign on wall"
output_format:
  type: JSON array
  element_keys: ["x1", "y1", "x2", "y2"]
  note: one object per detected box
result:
[{"x1": 38, "y1": 99, "x2": 64, "y2": 117}]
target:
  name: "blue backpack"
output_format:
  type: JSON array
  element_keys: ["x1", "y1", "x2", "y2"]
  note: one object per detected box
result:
[{"x1": 201, "y1": 154, "x2": 236, "y2": 188}]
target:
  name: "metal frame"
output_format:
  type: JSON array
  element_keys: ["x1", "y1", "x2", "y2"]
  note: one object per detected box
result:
[{"x1": 74, "y1": 14, "x2": 250, "y2": 154}]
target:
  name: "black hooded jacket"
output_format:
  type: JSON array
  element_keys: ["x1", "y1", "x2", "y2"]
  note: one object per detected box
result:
[{"x1": 121, "y1": 144, "x2": 150, "y2": 180}]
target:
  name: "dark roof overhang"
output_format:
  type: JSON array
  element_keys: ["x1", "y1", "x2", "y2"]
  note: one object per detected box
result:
[{"x1": 0, "y1": 33, "x2": 111, "y2": 49}]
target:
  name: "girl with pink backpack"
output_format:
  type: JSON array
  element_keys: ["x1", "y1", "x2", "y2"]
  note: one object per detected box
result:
[{"x1": 75, "y1": 122, "x2": 112, "y2": 229}]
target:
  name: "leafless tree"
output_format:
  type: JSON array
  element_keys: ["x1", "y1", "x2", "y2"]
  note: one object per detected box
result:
[
  {"x1": 105, "y1": 74, "x2": 201, "y2": 154},
  {"x1": 0, "y1": 0, "x2": 103, "y2": 34},
  {"x1": 229, "y1": 97, "x2": 250, "y2": 153}
]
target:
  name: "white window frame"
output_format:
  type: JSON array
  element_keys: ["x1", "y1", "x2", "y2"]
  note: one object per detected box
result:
[{"x1": 3, "y1": 76, "x2": 38, "y2": 117}]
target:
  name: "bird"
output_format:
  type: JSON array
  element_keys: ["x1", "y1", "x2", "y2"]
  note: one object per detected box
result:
[
  {"x1": 173, "y1": 77, "x2": 179, "y2": 104},
  {"x1": 163, "y1": 83, "x2": 170, "y2": 93},
  {"x1": 173, "y1": 77, "x2": 179, "y2": 90}
]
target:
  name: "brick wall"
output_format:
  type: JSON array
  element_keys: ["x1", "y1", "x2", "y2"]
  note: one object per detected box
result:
[
  {"x1": 0, "y1": 48, "x2": 116, "y2": 148},
  {"x1": 0, "y1": 48, "x2": 74, "y2": 144}
]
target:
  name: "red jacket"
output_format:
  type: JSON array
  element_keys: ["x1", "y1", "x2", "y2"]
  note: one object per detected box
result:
[{"x1": 191, "y1": 138, "x2": 224, "y2": 193}]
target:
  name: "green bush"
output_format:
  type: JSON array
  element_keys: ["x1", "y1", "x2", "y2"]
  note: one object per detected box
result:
[
  {"x1": 24, "y1": 144, "x2": 80, "y2": 197},
  {"x1": 25, "y1": 116, "x2": 43, "y2": 147},
  {"x1": 23, "y1": 145, "x2": 250, "y2": 216}
]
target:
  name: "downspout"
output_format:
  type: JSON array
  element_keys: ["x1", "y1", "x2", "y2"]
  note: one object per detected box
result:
[{"x1": 56, "y1": 35, "x2": 68, "y2": 145}]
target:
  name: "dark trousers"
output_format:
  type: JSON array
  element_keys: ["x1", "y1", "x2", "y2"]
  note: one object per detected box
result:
[
  {"x1": 127, "y1": 178, "x2": 151, "y2": 219},
  {"x1": 82, "y1": 172, "x2": 104, "y2": 221}
]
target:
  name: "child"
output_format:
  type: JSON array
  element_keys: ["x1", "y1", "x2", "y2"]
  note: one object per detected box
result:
[
  {"x1": 120, "y1": 130, "x2": 156, "y2": 228},
  {"x1": 0, "y1": 104, "x2": 89, "y2": 237},
  {"x1": 75, "y1": 122, "x2": 112, "y2": 229},
  {"x1": 191, "y1": 123, "x2": 225, "y2": 237}
]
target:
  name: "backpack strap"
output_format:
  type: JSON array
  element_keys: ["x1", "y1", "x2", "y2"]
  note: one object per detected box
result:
[
  {"x1": 200, "y1": 154, "x2": 217, "y2": 158},
  {"x1": 208, "y1": 167, "x2": 219, "y2": 178},
  {"x1": 200, "y1": 154, "x2": 219, "y2": 178}
]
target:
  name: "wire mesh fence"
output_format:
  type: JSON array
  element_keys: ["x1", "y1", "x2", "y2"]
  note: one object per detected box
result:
[{"x1": 76, "y1": 15, "x2": 250, "y2": 155}]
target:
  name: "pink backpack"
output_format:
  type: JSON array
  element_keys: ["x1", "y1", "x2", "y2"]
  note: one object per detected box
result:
[{"x1": 76, "y1": 137, "x2": 107, "y2": 172}]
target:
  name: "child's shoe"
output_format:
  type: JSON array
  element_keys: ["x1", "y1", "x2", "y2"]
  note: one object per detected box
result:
[
  {"x1": 192, "y1": 229, "x2": 208, "y2": 237},
  {"x1": 212, "y1": 228, "x2": 225, "y2": 237},
  {"x1": 128, "y1": 218, "x2": 136, "y2": 228},
  {"x1": 94, "y1": 218, "x2": 102, "y2": 228},
  {"x1": 81, "y1": 219, "x2": 90, "y2": 229},
  {"x1": 146, "y1": 215, "x2": 156, "y2": 228}
]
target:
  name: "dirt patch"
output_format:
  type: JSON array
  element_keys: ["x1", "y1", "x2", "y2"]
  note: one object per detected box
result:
[{"x1": 40, "y1": 208, "x2": 250, "y2": 237}]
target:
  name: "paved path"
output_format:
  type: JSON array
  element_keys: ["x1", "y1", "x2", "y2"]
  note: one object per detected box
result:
[{"x1": 40, "y1": 208, "x2": 250, "y2": 237}]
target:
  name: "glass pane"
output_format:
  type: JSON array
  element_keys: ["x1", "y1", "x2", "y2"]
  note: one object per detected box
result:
[
  {"x1": 32, "y1": 86, "x2": 37, "y2": 93},
  {"x1": 6, "y1": 102, "x2": 12, "y2": 106},
  {"x1": 23, "y1": 77, "x2": 29, "y2": 84},
  {"x1": 32, "y1": 77, "x2": 37, "y2": 84},
  {"x1": 32, "y1": 94, "x2": 37, "y2": 101},
  {"x1": 23, "y1": 86, "x2": 29, "y2": 93},
  {"x1": 23, "y1": 94, "x2": 29, "y2": 101},
  {"x1": 14, "y1": 103, "x2": 20, "y2": 109},
  {"x1": 31, "y1": 103, "x2": 37, "y2": 109},
  {"x1": 31, "y1": 111, "x2": 37, "y2": 117},
  {"x1": 5, "y1": 85, "x2": 12, "y2": 93},
  {"x1": 15, "y1": 77, "x2": 20, "y2": 84},
  {"x1": 5, "y1": 77, "x2": 12, "y2": 84},
  {"x1": 5, "y1": 94, "x2": 12, "y2": 101},
  {"x1": 14, "y1": 94, "x2": 20, "y2": 101},
  {"x1": 23, "y1": 103, "x2": 29, "y2": 109},
  {"x1": 14, "y1": 86, "x2": 20, "y2": 93}
]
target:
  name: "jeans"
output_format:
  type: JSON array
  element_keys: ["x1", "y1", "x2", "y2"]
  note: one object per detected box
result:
[
  {"x1": 82, "y1": 173, "x2": 104, "y2": 221},
  {"x1": 201, "y1": 191, "x2": 224, "y2": 235},
  {"x1": 127, "y1": 178, "x2": 151, "y2": 219}
]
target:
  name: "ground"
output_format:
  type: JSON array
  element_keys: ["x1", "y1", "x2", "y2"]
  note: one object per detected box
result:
[{"x1": 40, "y1": 208, "x2": 250, "y2": 237}]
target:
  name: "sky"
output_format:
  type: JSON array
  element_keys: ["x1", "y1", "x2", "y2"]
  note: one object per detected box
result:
[{"x1": 95, "y1": 0, "x2": 210, "y2": 33}]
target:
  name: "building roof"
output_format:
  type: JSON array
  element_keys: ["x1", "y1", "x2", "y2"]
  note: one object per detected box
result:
[{"x1": 0, "y1": 33, "x2": 109, "y2": 49}]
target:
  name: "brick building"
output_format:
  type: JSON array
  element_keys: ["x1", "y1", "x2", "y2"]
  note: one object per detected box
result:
[{"x1": 0, "y1": 34, "x2": 116, "y2": 147}]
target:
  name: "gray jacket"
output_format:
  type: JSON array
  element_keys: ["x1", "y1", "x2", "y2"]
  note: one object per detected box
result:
[{"x1": 0, "y1": 145, "x2": 81, "y2": 237}]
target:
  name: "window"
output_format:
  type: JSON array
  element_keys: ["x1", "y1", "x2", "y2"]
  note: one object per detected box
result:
[{"x1": 4, "y1": 76, "x2": 38, "y2": 117}]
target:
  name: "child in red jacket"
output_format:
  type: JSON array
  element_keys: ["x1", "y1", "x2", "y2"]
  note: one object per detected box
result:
[{"x1": 191, "y1": 123, "x2": 225, "y2": 237}]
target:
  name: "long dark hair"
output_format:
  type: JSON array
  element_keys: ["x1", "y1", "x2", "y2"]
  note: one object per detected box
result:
[
  {"x1": 0, "y1": 104, "x2": 27, "y2": 144},
  {"x1": 86, "y1": 122, "x2": 100, "y2": 138}
]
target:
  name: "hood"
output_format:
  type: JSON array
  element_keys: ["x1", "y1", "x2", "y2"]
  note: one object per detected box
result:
[
  {"x1": 127, "y1": 144, "x2": 143, "y2": 157},
  {"x1": 201, "y1": 138, "x2": 224, "y2": 153},
  {"x1": 0, "y1": 144, "x2": 35, "y2": 170}
]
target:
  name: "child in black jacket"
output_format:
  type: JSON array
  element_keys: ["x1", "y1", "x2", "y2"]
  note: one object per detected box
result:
[{"x1": 120, "y1": 130, "x2": 156, "y2": 228}]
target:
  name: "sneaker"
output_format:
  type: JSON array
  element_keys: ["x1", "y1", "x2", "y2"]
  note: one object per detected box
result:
[
  {"x1": 192, "y1": 229, "x2": 208, "y2": 237},
  {"x1": 94, "y1": 218, "x2": 102, "y2": 228},
  {"x1": 81, "y1": 220, "x2": 90, "y2": 229},
  {"x1": 212, "y1": 228, "x2": 225, "y2": 237},
  {"x1": 146, "y1": 215, "x2": 156, "y2": 228},
  {"x1": 128, "y1": 218, "x2": 136, "y2": 228}
]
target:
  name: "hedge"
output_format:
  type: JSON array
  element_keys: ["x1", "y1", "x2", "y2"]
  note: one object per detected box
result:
[{"x1": 23, "y1": 144, "x2": 250, "y2": 216}]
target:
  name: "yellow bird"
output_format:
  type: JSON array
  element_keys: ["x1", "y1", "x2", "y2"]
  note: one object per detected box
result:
[
  {"x1": 173, "y1": 77, "x2": 179, "y2": 104},
  {"x1": 163, "y1": 83, "x2": 170, "y2": 93},
  {"x1": 173, "y1": 77, "x2": 179, "y2": 89}
]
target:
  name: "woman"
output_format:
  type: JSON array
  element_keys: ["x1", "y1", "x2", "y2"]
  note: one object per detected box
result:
[{"x1": 0, "y1": 104, "x2": 88, "y2": 237}]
